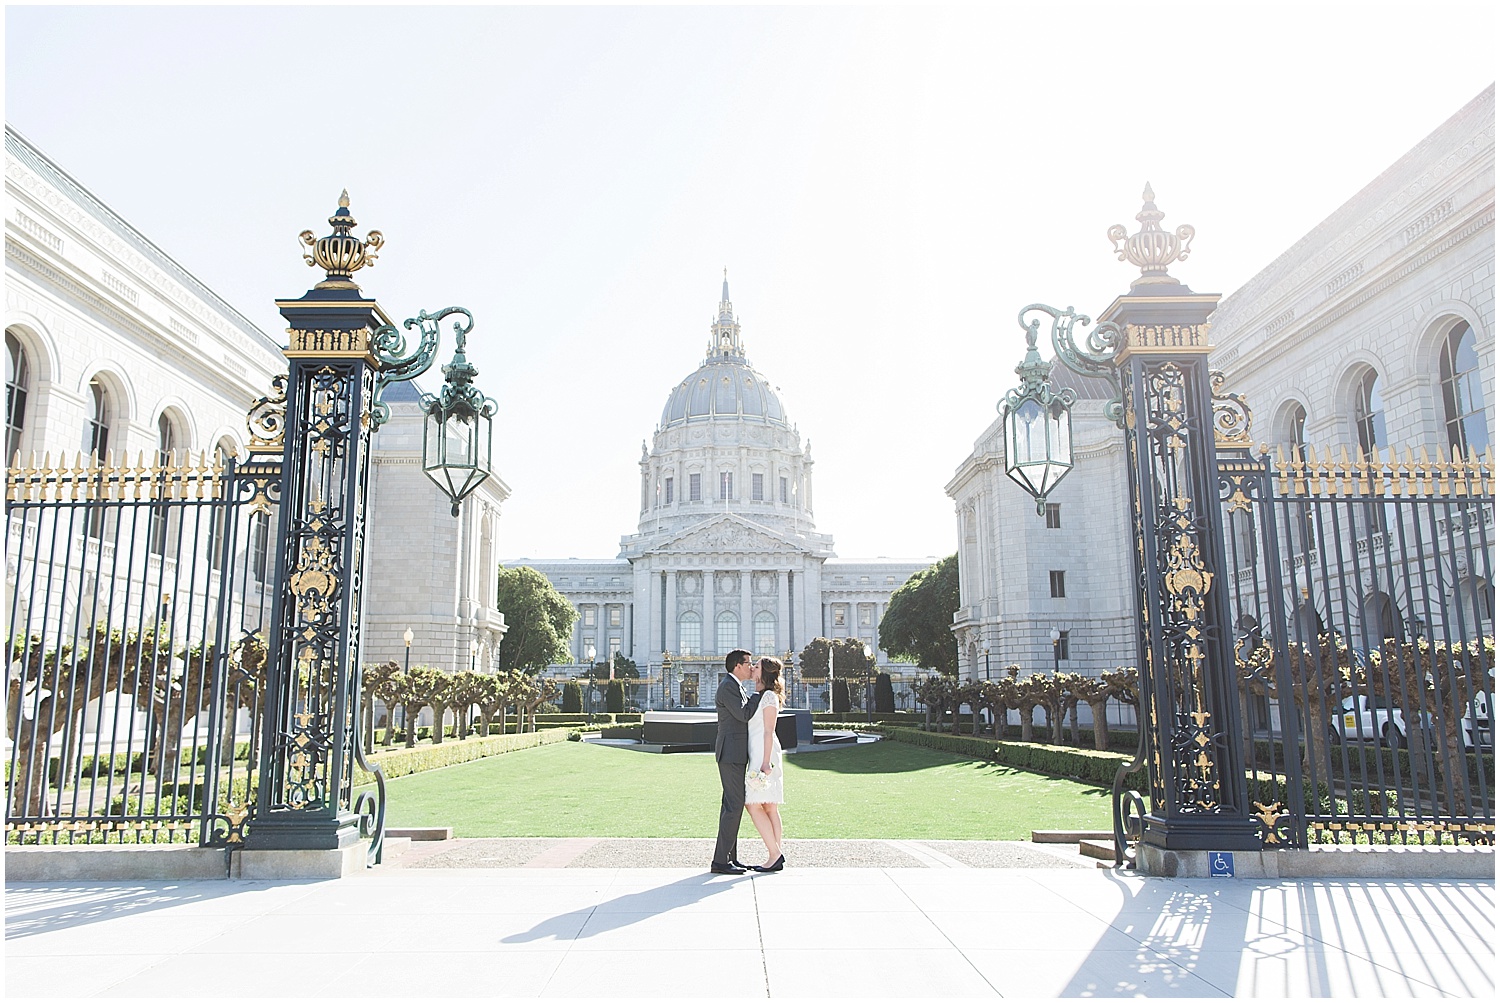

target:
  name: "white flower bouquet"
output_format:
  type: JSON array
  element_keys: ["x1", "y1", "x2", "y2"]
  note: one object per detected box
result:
[{"x1": 746, "y1": 768, "x2": 774, "y2": 791}]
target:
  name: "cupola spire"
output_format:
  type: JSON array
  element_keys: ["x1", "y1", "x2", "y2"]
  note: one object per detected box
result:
[{"x1": 708, "y1": 269, "x2": 745, "y2": 359}]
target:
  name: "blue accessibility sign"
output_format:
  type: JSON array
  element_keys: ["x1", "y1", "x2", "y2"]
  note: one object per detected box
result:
[{"x1": 1208, "y1": 851, "x2": 1235, "y2": 877}]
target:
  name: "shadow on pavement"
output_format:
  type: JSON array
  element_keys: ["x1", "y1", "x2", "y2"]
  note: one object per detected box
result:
[
  {"x1": 4, "y1": 879, "x2": 323, "y2": 939},
  {"x1": 500, "y1": 871, "x2": 748, "y2": 944}
]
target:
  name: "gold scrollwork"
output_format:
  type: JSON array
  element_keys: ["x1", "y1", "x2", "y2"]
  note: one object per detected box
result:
[
  {"x1": 1164, "y1": 534, "x2": 1213, "y2": 600},
  {"x1": 247, "y1": 374, "x2": 289, "y2": 452},
  {"x1": 1209, "y1": 369, "x2": 1253, "y2": 447}
]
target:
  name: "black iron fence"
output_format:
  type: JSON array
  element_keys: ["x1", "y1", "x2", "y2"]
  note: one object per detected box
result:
[
  {"x1": 5, "y1": 450, "x2": 279, "y2": 845},
  {"x1": 1218, "y1": 444, "x2": 1494, "y2": 847}
]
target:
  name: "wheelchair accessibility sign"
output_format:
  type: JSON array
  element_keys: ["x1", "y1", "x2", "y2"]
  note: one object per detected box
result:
[{"x1": 1208, "y1": 851, "x2": 1235, "y2": 877}]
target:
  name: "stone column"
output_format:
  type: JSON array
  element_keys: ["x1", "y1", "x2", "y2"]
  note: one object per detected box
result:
[
  {"x1": 739, "y1": 569, "x2": 752, "y2": 649},
  {"x1": 776, "y1": 570, "x2": 790, "y2": 652},
  {"x1": 664, "y1": 570, "x2": 678, "y2": 654}
]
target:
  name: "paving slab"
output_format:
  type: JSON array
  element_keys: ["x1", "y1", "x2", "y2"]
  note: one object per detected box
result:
[{"x1": 6, "y1": 856, "x2": 1494, "y2": 999}]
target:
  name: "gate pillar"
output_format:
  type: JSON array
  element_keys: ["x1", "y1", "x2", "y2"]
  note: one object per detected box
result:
[
  {"x1": 1103, "y1": 188, "x2": 1260, "y2": 851},
  {"x1": 247, "y1": 193, "x2": 384, "y2": 850}
]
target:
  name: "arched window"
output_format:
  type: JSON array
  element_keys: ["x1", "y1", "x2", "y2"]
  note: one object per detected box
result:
[
  {"x1": 5, "y1": 330, "x2": 30, "y2": 462},
  {"x1": 149, "y1": 414, "x2": 178, "y2": 555},
  {"x1": 716, "y1": 611, "x2": 738, "y2": 655},
  {"x1": 1285, "y1": 403, "x2": 1315, "y2": 552},
  {"x1": 83, "y1": 379, "x2": 112, "y2": 539},
  {"x1": 209, "y1": 439, "x2": 236, "y2": 571},
  {"x1": 753, "y1": 611, "x2": 776, "y2": 654},
  {"x1": 1440, "y1": 322, "x2": 1488, "y2": 456},
  {"x1": 677, "y1": 612, "x2": 701, "y2": 657},
  {"x1": 85, "y1": 378, "x2": 111, "y2": 457},
  {"x1": 1354, "y1": 369, "x2": 1388, "y2": 456}
]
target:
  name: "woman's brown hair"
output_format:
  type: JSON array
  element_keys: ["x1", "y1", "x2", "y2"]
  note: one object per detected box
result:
[{"x1": 758, "y1": 657, "x2": 786, "y2": 700}]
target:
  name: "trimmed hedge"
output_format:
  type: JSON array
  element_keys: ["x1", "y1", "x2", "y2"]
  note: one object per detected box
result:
[
  {"x1": 876, "y1": 726, "x2": 1143, "y2": 787},
  {"x1": 354, "y1": 728, "x2": 572, "y2": 785}
]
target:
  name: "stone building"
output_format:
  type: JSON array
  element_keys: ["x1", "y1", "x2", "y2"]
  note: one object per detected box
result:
[
  {"x1": 4, "y1": 125, "x2": 509, "y2": 678},
  {"x1": 948, "y1": 85, "x2": 1495, "y2": 685},
  {"x1": 509, "y1": 278, "x2": 931, "y2": 707}
]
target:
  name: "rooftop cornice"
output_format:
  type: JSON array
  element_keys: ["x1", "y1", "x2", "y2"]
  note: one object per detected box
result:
[{"x1": 4, "y1": 124, "x2": 284, "y2": 358}]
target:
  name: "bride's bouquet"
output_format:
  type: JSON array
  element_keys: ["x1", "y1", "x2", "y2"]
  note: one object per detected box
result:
[{"x1": 746, "y1": 767, "x2": 774, "y2": 791}]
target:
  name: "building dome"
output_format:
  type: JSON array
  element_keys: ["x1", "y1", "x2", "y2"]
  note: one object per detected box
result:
[{"x1": 659, "y1": 275, "x2": 788, "y2": 428}]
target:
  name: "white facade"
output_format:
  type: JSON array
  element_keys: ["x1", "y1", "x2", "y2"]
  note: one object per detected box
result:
[
  {"x1": 948, "y1": 85, "x2": 1496, "y2": 683},
  {"x1": 5, "y1": 126, "x2": 508, "y2": 678},
  {"x1": 510, "y1": 279, "x2": 931, "y2": 699}
]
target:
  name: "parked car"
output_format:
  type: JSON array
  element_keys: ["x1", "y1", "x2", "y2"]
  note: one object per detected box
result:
[{"x1": 1331, "y1": 691, "x2": 1492, "y2": 751}]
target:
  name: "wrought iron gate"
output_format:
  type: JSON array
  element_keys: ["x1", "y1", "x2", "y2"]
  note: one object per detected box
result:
[
  {"x1": 1217, "y1": 443, "x2": 1495, "y2": 846},
  {"x1": 5, "y1": 441, "x2": 281, "y2": 846}
]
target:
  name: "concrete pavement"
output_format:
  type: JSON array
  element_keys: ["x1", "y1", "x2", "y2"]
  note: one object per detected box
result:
[{"x1": 5, "y1": 846, "x2": 1494, "y2": 998}]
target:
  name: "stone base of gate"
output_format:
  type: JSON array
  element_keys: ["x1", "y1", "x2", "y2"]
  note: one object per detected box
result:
[
  {"x1": 1138, "y1": 843, "x2": 1494, "y2": 880},
  {"x1": 5, "y1": 843, "x2": 369, "y2": 881}
]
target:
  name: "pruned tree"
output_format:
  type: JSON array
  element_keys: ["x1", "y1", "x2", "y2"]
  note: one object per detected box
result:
[
  {"x1": 878, "y1": 554, "x2": 960, "y2": 677},
  {"x1": 362, "y1": 660, "x2": 403, "y2": 748},
  {"x1": 473, "y1": 672, "x2": 508, "y2": 737},
  {"x1": 914, "y1": 674, "x2": 957, "y2": 732},
  {"x1": 445, "y1": 671, "x2": 488, "y2": 741},
  {"x1": 1064, "y1": 673, "x2": 1114, "y2": 751},
  {"x1": 1010, "y1": 667, "x2": 1043, "y2": 743},
  {"x1": 957, "y1": 679, "x2": 985, "y2": 735},
  {"x1": 400, "y1": 666, "x2": 446, "y2": 746},
  {"x1": 976, "y1": 679, "x2": 1010, "y2": 738}
]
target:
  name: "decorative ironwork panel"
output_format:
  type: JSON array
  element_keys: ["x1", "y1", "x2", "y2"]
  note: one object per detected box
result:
[
  {"x1": 1120, "y1": 352, "x2": 1260, "y2": 851},
  {"x1": 5, "y1": 449, "x2": 275, "y2": 846},
  {"x1": 1219, "y1": 445, "x2": 1495, "y2": 847}
]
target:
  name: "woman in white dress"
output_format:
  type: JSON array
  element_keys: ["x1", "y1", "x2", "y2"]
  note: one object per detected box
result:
[{"x1": 744, "y1": 656, "x2": 785, "y2": 872}]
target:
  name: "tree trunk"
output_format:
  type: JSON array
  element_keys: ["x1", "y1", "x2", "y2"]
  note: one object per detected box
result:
[
  {"x1": 404, "y1": 703, "x2": 418, "y2": 748},
  {"x1": 498, "y1": 705, "x2": 509, "y2": 735},
  {"x1": 1090, "y1": 698, "x2": 1110, "y2": 751},
  {"x1": 1019, "y1": 706, "x2": 1034, "y2": 744},
  {"x1": 1068, "y1": 702, "x2": 1079, "y2": 745},
  {"x1": 972, "y1": 706, "x2": 982, "y2": 736},
  {"x1": 431, "y1": 704, "x2": 447, "y2": 744},
  {"x1": 479, "y1": 709, "x2": 493, "y2": 738},
  {"x1": 383, "y1": 707, "x2": 395, "y2": 747}
]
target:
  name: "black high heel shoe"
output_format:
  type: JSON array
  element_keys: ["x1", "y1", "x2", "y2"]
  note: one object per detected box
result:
[{"x1": 752, "y1": 854, "x2": 785, "y2": 873}]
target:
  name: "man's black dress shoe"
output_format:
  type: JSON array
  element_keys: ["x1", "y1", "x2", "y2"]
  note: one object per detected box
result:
[{"x1": 710, "y1": 862, "x2": 747, "y2": 875}]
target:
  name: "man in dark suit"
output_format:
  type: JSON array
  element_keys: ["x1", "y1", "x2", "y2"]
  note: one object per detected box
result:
[{"x1": 710, "y1": 648, "x2": 761, "y2": 874}]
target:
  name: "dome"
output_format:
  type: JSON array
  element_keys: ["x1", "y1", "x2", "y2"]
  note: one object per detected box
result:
[
  {"x1": 661, "y1": 357, "x2": 788, "y2": 428},
  {"x1": 659, "y1": 274, "x2": 788, "y2": 428}
]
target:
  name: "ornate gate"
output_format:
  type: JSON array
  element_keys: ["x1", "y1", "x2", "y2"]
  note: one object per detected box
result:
[
  {"x1": 5, "y1": 432, "x2": 282, "y2": 846},
  {"x1": 1217, "y1": 442, "x2": 1495, "y2": 847}
]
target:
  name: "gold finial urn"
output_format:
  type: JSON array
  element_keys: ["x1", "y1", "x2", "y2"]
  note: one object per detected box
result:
[
  {"x1": 298, "y1": 189, "x2": 384, "y2": 289},
  {"x1": 1107, "y1": 183, "x2": 1195, "y2": 284}
]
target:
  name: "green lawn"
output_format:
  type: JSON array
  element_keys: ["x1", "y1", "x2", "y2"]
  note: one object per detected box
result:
[{"x1": 375, "y1": 739, "x2": 1111, "y2": 839}]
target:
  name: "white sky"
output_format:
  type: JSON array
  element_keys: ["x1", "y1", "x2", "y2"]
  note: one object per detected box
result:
[{"x1": 5, "y1": 3, "x2": 1494, "y2": 562}]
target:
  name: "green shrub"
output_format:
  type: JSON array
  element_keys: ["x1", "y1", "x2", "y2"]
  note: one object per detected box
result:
[
  {"x1": 355, "y1": 728, "x2": 571, "y2": 785},
  {"x1": 832, "y1": 679, "x2": 851, "y2": 713},
  {"x1": 876, "y1": 726, "x2": 1143, "y2": 787},
  {"x1": 600, "y1": 725, "x2": 643, "y2": 740},
  {"x1": 875, "y1": 673, "x2": 895, "y2": 713},
  {"x1": 606, "y1": 679, "x2": 625, "y2": 713},
  {"x1": 562, "y1": 681, "x2": 583, "y2": 713}
]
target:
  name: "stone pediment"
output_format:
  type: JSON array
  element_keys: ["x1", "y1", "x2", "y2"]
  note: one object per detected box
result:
[{"x1": 655, "y1": 516, "x2": 803, "y2": 556}]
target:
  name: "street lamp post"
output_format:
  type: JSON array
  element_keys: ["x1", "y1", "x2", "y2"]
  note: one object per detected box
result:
[
  {"x1": 995, "y1": 187, "x2": 1261, "y2": 855},
  {"x1": 470, "y1": 637, "x2": 478, "y2": 673},
  {"x1": 401, "y1": 627, "x2": 414, "y2": 743},
  {"x1": 585, "y1": 644, "x2": 597, "y2": 727},
  {"x1": 864, "y1": 643, "x2": 874, "y2": 724},
  {"x1": 1049, "y1": 628, "x2": 1061, "y2": 676},
  {"x1": 784, "y1": 650, "x2": 796, "y2": 710},
  {"x1": 662, "y1": 651, "x2": 673, "y2": 709}
]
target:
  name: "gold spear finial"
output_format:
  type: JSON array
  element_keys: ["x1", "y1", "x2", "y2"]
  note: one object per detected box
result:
[{"x1": 338, "y1": 189, "x2": 350, "y2": 209}]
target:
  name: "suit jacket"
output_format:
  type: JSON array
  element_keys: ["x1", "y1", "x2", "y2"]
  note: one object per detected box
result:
[{"x1": 714, "y1": 674, "x2": 763, "y2": 764}]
